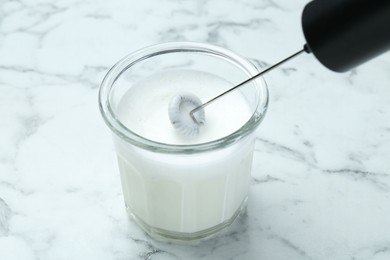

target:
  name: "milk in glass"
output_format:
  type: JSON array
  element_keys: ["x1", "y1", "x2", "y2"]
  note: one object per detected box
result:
[{"x1": 114, "y1": 70, "x2": 255, "y2": 234}]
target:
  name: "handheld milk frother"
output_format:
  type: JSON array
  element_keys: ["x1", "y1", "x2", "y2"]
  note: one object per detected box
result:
[{"x1": 168, "y1": 0, "x2": 390, "y2": 136}]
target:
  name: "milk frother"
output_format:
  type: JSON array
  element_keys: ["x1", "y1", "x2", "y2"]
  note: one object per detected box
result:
[
  {"x1": 187, "y1": 0, "x2": 390, "y2": 123},
  {"x1": 171, "y1": 0, "x2": 390, "y2": 133}
]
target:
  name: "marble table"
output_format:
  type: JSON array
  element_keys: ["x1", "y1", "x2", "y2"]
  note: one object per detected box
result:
[{"x1": 1, "y1": 0, "x2": 390, "y2": 259}]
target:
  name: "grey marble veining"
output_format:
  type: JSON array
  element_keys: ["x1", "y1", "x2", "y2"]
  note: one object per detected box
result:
[{"x1": 1, "y1": 0, "x2": 390, "y2": 259}]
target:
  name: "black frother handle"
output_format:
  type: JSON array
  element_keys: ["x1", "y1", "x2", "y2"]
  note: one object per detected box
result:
[{"x1": 302, "y1": 0, "x2": 390, "y2": 72}]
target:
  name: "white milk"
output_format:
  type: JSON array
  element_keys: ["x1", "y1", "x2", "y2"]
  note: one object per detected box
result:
[{"x1": 115, "y1": 70, "x2": 255, "y2": 234}]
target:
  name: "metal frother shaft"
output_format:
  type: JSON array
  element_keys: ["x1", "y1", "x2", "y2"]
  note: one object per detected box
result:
[{"x1": 190, "y1": 47, "x2": 308, "y2": 122}]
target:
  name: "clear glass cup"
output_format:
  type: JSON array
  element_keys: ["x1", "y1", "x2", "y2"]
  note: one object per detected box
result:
[{"x1": 99, "y1": 42, "x2": 268, "y2": 242}]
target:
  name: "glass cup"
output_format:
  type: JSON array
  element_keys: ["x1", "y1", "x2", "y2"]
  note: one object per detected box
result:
[{"x1": 99, "y1": 42, "x2": 268, "y2": 241}]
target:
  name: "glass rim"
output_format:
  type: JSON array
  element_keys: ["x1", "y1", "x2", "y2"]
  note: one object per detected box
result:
[{"x1": 99, "y1": 42, "x2": 269, "y2": 154}]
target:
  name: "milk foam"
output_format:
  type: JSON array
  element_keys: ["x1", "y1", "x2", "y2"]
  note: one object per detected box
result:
[{"x1": 117, "y1": 70, "x2": 252, "y2": 144}]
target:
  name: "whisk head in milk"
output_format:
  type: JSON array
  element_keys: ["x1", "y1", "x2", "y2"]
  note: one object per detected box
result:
[{"x1": 168, "y1": 92, "x2": 205, "y2": 136}]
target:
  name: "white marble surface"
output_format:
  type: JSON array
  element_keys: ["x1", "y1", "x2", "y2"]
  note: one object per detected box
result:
[{"x1": 1, "y1": 0, "x2": 390, "y2": 259}]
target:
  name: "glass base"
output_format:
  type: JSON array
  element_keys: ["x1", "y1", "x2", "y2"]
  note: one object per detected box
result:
[{"x1": 126, "y1": 197, "x2": 248, "y2": 243}]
